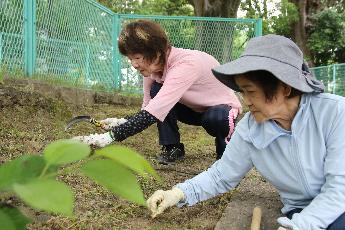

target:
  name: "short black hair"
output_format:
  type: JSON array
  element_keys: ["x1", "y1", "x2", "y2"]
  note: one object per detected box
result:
[{"x1": 241, "y1": 71, "x2": 302, "y2": 101}]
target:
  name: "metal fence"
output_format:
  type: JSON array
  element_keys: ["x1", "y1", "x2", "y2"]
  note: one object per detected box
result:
[
  {"x1": 0, "y1": 0, "x2": 262, "y2": 93},
  {"x1": 311, "y1": 63, "x2": 345, "y2": 96}
]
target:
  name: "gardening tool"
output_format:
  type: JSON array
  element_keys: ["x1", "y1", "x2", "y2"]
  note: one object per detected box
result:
[
  {"x1": 65, "y1": 115, "x2": 102, "y2": 131},
  {"x1": 250, "y1": 206, "x2": 262, "y2": 230}
]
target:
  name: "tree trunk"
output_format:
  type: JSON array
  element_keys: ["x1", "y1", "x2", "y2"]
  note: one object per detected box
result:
[
  {"x1": 187, "y1": 0, "x2": 242, "y2": 63},
  {"x1": 289, "y1": 0, "x2": 322, "y2": 65},
  {"x1": 189, "y1": 0, "x2": 241, "y2": 18}
]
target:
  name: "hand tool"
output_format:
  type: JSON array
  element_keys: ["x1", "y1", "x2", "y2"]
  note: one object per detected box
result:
[
  {"x1": 250, "y1": 206, "x2": 262, "y2": 230},
  {"x1": 65, "y1": 115, "x2": 102, "y2": 131}
]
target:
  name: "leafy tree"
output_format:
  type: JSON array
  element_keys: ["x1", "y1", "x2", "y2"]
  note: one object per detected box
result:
[
  {"x1": 97, "y1": 0, "x2": 142, "y2": 14},
  {"x1": 308, "y1": 7, "x2": 345, "y2": 65},
  {"x1": 0, "y1": 140, "x2": 159, "y2": 229},
  {"x1": 240, "y1": 0, "x2": 345, "y2": 65},
  {"x1": 241, "y1": 0, "x2": 270, "y2": 33},
  {"x1": 137, "y1": 0, "x2": 194, "y2": 16},
  {"x1": 240, "y1": 0, "x2": 298, "y2": 36},
  {"x1": 270, "y1": 0, "x2": 299, "y2": 36},
  {"x1": 97, "y1": 0, "x2": 194, "y2": 16}
]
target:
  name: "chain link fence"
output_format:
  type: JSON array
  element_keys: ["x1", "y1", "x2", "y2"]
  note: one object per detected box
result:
[
  {"x1": 311, "y1": 64, "x2": 345, "y2": 96},
  {"x1": 0, "y1": 0, "x2": 261, "y2": 93}
]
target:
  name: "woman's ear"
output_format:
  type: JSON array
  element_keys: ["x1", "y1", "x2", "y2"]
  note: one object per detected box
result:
[
  {"x1": 152, "y1": 52, "x2": 161, "y2": 65},
  {"x1": 282, "y1": 83, "x2": 292, "y2": 97}
]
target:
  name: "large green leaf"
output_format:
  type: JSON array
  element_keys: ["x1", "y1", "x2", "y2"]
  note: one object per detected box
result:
[
  {"x1": 0, "y1": 207, "x2": 31, "y2": 230},
  {"x1": 82, "y1": 159, "x2": 146, "y2": 206},
  {"x1": 0, "y1": 209, "x2": 16, "y2": 230},
  {"x1": 43, "y1": 139, "x2": 90, "y2": 166},
  {"x1": 0, "y1": 155, "x2": 50, "y2": 191},
  {"x1": 13, "y1": 179, "x2": 74, "y2": 216},
  {"x1": 95, "y1": 145, "x2": 159, "y2": 180}
]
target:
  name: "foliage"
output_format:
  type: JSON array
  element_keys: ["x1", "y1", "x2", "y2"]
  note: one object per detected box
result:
[
  {"x1": 240, "y1": 0, "x2": 298, "y2": 36},
  {"x1": 97, "y1": 0, "x2": 141, "y2": 14},
  {"x1": 138, "y1": 0, "x2": 194, "y2": 16},
  {"x1": 0, "y1": 139, "x2": 159, "y2": 229},
  {"x1": 240, "y1": 0, "x2": 270, "y2": 33},
  {"x1": 97, "y1": 0, "x2": 194, "y2": 16},
  {"x1": 269, "y1": 0, "x2": 298, "y2": 37},
  {"x1": 308, "y1": 7, "x2": 345, "y2": 65}
]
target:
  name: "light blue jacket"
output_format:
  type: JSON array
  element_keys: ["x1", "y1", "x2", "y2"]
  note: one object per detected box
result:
[{"x1": 176, "y1": 93, "x2": 345, "y2": 230}]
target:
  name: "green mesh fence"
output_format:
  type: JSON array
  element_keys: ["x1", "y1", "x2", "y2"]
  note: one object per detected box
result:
[
  {"x1": 0, "y1": 0, "x2": 24, "y2": 71},
  {"x1": 118, "y1": 15, "x2": 261, "y2": 93},
  {"x1": 311, "y1": 64, "x2": 345, "y2": 96},
  {"x1": 0, "y1": 0, "x2": 261, "y2": 93},
  {"x1": 34, "y1": 0, "x2": 115, "y2": 90}
]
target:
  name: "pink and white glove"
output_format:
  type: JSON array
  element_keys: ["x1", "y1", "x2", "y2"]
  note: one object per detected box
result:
[
  {"x1": 72, "y1": 132, "x2": 113, "y2": 148},
  {"x1": 100, "y1": 118, "x2": 127, "y2": 131}
]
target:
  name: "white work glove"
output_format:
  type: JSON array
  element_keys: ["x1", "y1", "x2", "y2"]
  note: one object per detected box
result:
[
  {"x1": 278, "y1": 216, "x2": 296, "y2": 230},
  {"x1": 146, "y1": 187, "x2": 185, "y2": 218},
  {"x1": 72, "y1": 132, "x2": 113, "y2": 148},
  {"x1": 100, "y1": 118, "x2": 127, "y2": 131}
]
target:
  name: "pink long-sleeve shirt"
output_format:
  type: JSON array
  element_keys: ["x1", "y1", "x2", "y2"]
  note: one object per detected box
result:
[{"x1": 143, "y1": 47, "x2": 242, "y2": 122}]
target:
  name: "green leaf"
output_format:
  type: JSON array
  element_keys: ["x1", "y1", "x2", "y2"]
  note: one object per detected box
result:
[
  {"x1": 43, "y1": 139, "x2": 90, "y2": 166},
  {"x1": 0, "y1": 155, "x2": 49, "y2": 191},
  {"x1": 0, "y1": 209, "x2": 16, "y2": 230},
  {"x1": 95, "y1": 145, "x2": 159, "y2": 180},
  {"x1": 82, "y1": 159, "x2": 146, "y2": 206},
  {"x1": 0, "y1": 206, "x2": 31, "y2": 230},
  {"x1": 13, "y1": 179, "x2": 74, "y2": 216}
]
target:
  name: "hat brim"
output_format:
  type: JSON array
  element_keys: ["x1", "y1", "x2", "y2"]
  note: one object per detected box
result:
[{"x1": 212, "y1": 56, "x2": 314, "y2": 93}]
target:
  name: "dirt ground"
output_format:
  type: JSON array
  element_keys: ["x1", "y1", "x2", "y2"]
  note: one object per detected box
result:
[{"x1": 0, "y1": 80, "x2": 281, "y2": 230}]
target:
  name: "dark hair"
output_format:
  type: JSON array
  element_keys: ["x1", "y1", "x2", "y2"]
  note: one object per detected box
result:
[
  {"x1": 118, "y1": 20, "x2": 170, "y2": 65},
  {"x1": 242, "y1": 71, "x2": 302, "y2": 101}
]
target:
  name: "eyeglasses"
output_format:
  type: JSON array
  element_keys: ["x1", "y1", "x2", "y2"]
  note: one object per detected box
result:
[{"x1": 129, "y1": 56, "x2": 145, "y2": 65}]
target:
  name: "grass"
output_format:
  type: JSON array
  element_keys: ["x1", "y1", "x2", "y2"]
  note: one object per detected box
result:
[{"x1": 0, "y1": 80, "x2": 278, "y2": 229}]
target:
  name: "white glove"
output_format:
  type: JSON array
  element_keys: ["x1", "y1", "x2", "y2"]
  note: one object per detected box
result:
[
  {"x1": 72, "y1": 132, "x2": 113, "y2": 148},
  {"x1": 146, "y1": 187, "x2": 185, "y2": 218},
  {"x1": 278, "y1": 216, "x2": 296, "y2": 230},
  {"x1": 277, "y1": 227, "x2": 290, "y2": 230},
  {"x1": 100, "y1": 118, "x2": 127, "y2": 131}
]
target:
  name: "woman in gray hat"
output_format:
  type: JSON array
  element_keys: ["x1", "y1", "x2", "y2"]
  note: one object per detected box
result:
[{"x1": 146, "y1": 35, "x2": 345, "y2": 230}]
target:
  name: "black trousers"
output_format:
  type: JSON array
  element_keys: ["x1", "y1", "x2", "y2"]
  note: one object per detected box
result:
[
  {"x1": 286, "y1": 208, "x2": 345, "y2": 230},
  {"x1": 150, "y1": 82, "x2": 231, "y2": 159}
]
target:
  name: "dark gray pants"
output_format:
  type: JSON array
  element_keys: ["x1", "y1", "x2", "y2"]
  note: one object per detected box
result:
[{"x1": 150, "y1": 82, "x2": 231, "y2": 159}]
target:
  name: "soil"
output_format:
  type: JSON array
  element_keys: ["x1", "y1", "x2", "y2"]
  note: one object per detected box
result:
[{"x1": 0, "y1": 79, "x2": 281, "y2": 230}]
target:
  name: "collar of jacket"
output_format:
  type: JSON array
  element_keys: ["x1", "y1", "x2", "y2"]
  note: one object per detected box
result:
[{"x1": 238, "y1": 94, "x2": 311, "y2": 149}]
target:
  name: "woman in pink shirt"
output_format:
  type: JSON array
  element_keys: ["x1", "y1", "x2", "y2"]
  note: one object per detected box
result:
[{"x1": 74, "y1": 20, "x2": 242, "y2": 164}]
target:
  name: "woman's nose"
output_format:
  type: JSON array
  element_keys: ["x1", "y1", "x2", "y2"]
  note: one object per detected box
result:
[
  {"x1": 131, "y1": 60, "x2": 139, "y2": 68},
  {"x1": 243, "y1": 95, "x2": 252, "y2": 106}
]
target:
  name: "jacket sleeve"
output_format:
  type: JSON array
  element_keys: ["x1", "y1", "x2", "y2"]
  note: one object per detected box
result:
[
  {"x1": 110, "y1": 110, "x2": 157, "y2": 141},
  {"x1": 175, "y1": 129, "x2": 253, "y2": 206},
  {"x1": 280, "y1": 101, "x2": 345, "y2": 230}
]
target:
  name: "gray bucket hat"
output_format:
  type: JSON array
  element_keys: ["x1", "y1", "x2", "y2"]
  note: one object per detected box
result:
[{"x1": 212, "y1": 34, "x2": 324, "y2": 93}]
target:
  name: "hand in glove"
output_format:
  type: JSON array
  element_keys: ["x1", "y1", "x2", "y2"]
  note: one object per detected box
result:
[
  {"x1": 278, "y1": 227, "x2": 291, "y2": 230},
  {"x1": 72, "y1": 132, "x2": 114, "y2": 148},
  {"x1": 146, "y1": 187, "x2": 185, "y2": 218},
  {"x1": 100, "y1": 118, "x2": 127, "y2": 131}
]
